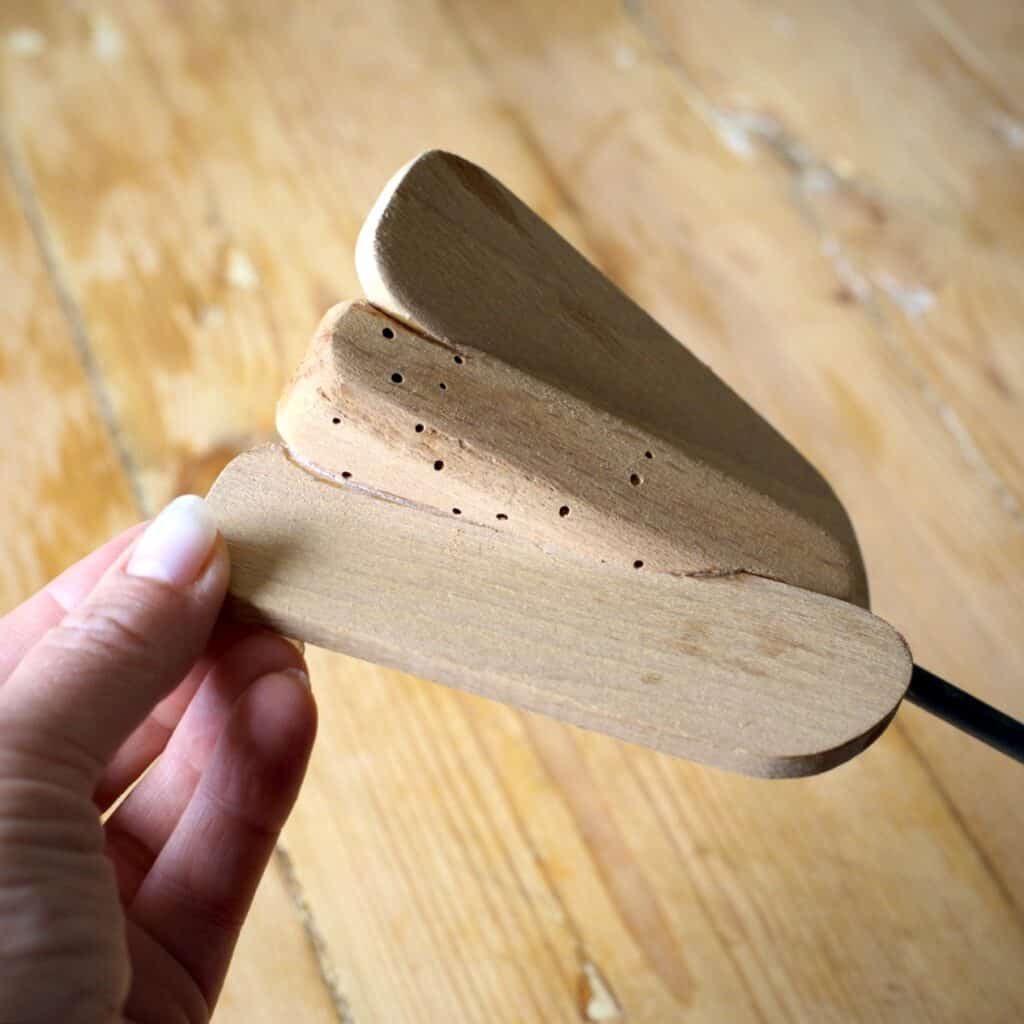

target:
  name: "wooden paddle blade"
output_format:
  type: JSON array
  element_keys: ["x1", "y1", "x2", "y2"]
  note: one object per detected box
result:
[
  {"x1": 356, "y1": 151, "x2": 868, "y2": 606},
  {"x1": 279, "y1": 301, "x2": 857, "y2": 590},
  {"x1": 207, "y1": 445, "x2": 911, "y2": 778}
]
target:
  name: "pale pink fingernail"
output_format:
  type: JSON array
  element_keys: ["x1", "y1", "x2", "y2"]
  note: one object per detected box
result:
[{"x1": 126, "y1": 495, "x2": 218, "y2": 586}]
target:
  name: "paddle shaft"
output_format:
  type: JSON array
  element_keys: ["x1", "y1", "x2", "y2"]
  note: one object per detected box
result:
[{"x1": 906, "y1": 665, "x2": 1024, "y2": 765}]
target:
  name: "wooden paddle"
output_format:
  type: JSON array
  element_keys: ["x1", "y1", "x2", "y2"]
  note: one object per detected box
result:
[{"x1": 207, "y1": 151, "x2": 1022, "y2": 777}]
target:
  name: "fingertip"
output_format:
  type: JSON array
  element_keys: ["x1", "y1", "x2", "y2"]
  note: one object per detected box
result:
[
  {"x1": 209, "y1": 629, "x2": 309, "y2": 699},
  {"x1": 241, "y1": 668, "x2": 318, "y2": 760},
  {"x1": 211, "y1": 668, "x2": 317, "y2": 827}
]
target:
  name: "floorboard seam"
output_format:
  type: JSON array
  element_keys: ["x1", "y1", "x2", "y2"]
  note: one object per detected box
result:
[
  {"x1": 0, "y1": 127, "x2": 149, "y2": 517},
  {"x1": 274, "y1": 843, "x2": 356, "y2": 1024},
  {"x1": 892, "y1": 717, "x2": 1024, "y2": 926}
]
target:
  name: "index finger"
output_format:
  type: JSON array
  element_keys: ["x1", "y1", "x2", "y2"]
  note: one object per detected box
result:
[{"x1": 0, "y1": 523, "x2": 145, "y2": 684}]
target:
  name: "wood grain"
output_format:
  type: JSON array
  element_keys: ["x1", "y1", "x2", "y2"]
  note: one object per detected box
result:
[
  {"x1": 442, "y1": 0, "x2": 1024, "y2": 909},
  {"x1": 357, "y1": 151, "x2": 867, "y2": 605},
  {"x1": 4, "y1": 1, "x2": 1024, "y2": 1020},
  {"x1": 633, "y1": 0, "x2": 1024, "y2": 515},
  {"x1": 279, "y1": 297, "x2": 862, "y2": 596},
  {"x1": 208, "y1": 443, "x2": 910, "y2": 777},
  {"x1": 0, "y1": 155, "x2": 135, "y2": 590}
]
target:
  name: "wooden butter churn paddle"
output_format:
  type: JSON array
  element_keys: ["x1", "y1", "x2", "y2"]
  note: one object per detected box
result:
[{"x1": 207, "y1": 151, "x2": 1024, "y2": 778}]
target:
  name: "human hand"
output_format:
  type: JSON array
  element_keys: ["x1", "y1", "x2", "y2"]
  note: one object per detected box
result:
[{"x1": 0, "y1": 496, "x2": 317, "y2": 1023}]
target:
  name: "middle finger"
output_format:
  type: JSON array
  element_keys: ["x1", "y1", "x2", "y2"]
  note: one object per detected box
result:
[{"x1": 102, "y1": 628, "x2": 305, "y2": 902}]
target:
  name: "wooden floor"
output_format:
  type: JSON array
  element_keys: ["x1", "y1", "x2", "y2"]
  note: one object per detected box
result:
[{"x1": 2, "y1": 2, "x2": 1023, "y2": 1020}]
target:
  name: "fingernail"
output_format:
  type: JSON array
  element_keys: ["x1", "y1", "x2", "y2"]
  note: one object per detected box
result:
[
  {"x1": 126, "y1": 495, "x2": 218, "y2": 586},
  {"x1": 280, "y1": 667, "x2": 311, "y2": 690}
]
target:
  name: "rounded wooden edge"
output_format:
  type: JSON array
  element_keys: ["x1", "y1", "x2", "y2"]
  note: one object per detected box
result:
[
  {"x1": 353, "y1": 150, "x2": 871, "y2": 609},
  {"x1": 208, "y1": 445, "x2": 912, "y2": 778}
]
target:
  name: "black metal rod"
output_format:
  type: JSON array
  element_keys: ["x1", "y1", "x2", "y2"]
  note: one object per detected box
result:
[{"x1": 905, "y1": 664, "x2": 1024, "y2": 765}]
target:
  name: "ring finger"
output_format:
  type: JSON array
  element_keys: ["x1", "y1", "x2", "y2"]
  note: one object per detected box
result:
[{"x1": 102, "y1": 628, "x2": 305, "y2": 902}]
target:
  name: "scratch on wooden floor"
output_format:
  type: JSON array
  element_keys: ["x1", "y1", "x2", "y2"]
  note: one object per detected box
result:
[
  {"x1": 821, "y1": 237, "x2": 871, "y2": 304},
  {"x1": 90, "y1": 11, "x2": 125, "y2": 63},
  {"x1": 621, "y1": 2, "x2": 822, "y2": 176},
  {"x1": 612, "y1": 45, "x2": 638, "y2": 71},
  {"x1": 6, "y1": 27, "x2": 45, "y2": 56},
  {"x1": 226, "y1": 246, "x2": 261, "y2": 291},
  {"x1": 820, "y1": 233, "x2": 1023, "y2": 525},
  {"x1": 274, "y1": 844, "x2": 356, "y2": 1024},
  {"x1": 874, "y1": 271, "x2": 936, "y2": 320},
  {"x1": 578, "y1": 959, "x2": 623, "y2": 1022},
  {"x1": 989, "y1": 112, "x2": 1024, "y2": 151}
]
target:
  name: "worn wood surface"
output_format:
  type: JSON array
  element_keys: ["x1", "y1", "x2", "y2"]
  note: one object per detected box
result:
[
  {"x1": 209, "y1": 444, "x2": 910, "y2": 777},
  {"x1": 2, "y1": 2, "x2": 1022, "y2": 1020},
  {"x1": 356, "y1": 151, "x2": 867, "y2": 603},
  {"x1": 278, "y1": 291, "x2": 866, "y2": 601}
]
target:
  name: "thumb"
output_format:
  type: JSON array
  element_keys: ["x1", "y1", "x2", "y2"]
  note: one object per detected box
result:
[{"x1": 0, "y1": 496, "x2": 229, "y2": 790}]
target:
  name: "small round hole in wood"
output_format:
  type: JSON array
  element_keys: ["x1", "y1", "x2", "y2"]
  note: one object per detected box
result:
[
  {"x1": 382, "y1": 327, "x2": 395, "y2": 339},
  {"x1": 439, "y1": 382, "x2": 447, "y2": 390},
  {"x1": 332, "y1": 417, "x2": 341, "y2": 424},
  {"x1": 496, "y1": 513, "x2": 508, "y2": 521},
  {"x1": 414, "y1": 423, "x2": 425, "y2": 433},
  {"x1": 391, "y1": 372, "x2": 404, "y2": 384},
  {"x1": 434, "y1": 460, "x2": 444, "y2": 471},
  {"x1": 453, "y1": 355, "x2": 463, "y2": 364},
  {"x1": 630, "y1": 473, "x2": 642, "y2": 486},
  {"x1": 644, "y1": 450, "x2": 653, "y2": 460},
  {"x1": 559, "y1": 505, "x2": 570, "y2": 518},
  {"x1": 342, "y1": 471, "x2": 352, "y2": 480},
  {"x1": 633, "y1": 560, "x2": 644, "y2": 569},
  {"x1": 452, "y1": 507, "x2": 462, "y2": 515}
]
